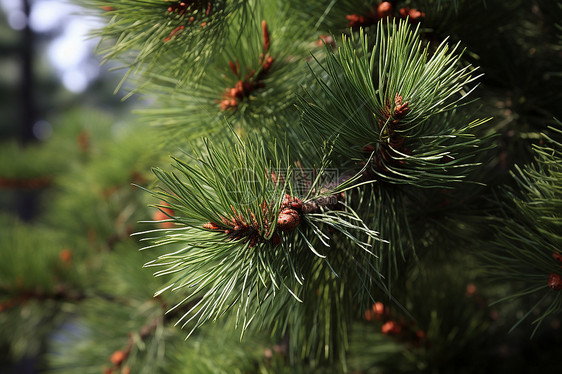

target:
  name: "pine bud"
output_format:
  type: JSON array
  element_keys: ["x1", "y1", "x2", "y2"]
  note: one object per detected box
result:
[
  {"x1": 203, "y1": 222, "x2": 220, "y2": 230},
  {"x1": 228, "y1": 60, "x2": 238, "y2": 76},
  {"x1": 262, "y1": 20, "x2": 270, "y2": 53},
  {"x1": 59, "y1": 249, "x2": 72, "y2": 265},
  {"x1": 381, "y1": 320, "x2": 401, "y2": 335},
  {"x1": 373, "y1": 302, "x2": 385, "y2": 319},
  {"x1": 549, "y1": 273, "x2": 562, "y2": 290},
  {"x1": 110, "y1": 350, "x2": 126, "y2": 366},
  {"x1": 277, "y1": 209, "x2": 300, "y2": 231},
  {"x1": 346, "y1": 14, "x2": 365, "y2": 28},
  {"x1": 164, "y1": 26, "x2": 184, "y2": 42},
  {"x1": 377, "y1": 2, "x2": 393, "y2": 19},
  {"x1": 407, "y1": 8, "x2": 425, "y2": 22}
]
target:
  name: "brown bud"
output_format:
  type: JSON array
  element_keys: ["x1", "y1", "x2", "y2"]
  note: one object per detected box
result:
[
  {"x1": 317, "y1": 34, "x2": 335, "y2": 47},
  {"x1": 377, "y1": 2, "x2": 393, "y2": 19},
  {"x1": 235, "y1": 80, "x2": 245, "y2": 95},
  {"x1": 262, "y1": 20, "x2": 270, "y2": 52},
  {"x1": 381, "y1": 320, "x2": 401, "y2": 335},
  {"x1": 277, "y1": 209, "x2": 300, "y2": 231},
  {"x1": 164, "y1": 25, "x2": 184, "y2": 42},
  {"x1": 263, "y1": 56, "x2": 274, "y2": 72},
  {"x1": 373, "y1": 302, "x2": 385, "y2": 319},
  {"x1": 228, "y1": 60, "x2": 238, "y2": 76},
  {"x1": 59, "y1": 249, "x2": 72, "y2": 265},
  {"x1": 346, "y1": 14, "x2": 365, "y2": 28},
  {"x1": 110, "y1": 350, "x2": 126, "y2": 366},
  {"x1": 203, "y1": 222, "x2": 220, "y2": 230},
  {"x1": 393, "y1": 94, "x2": 409, "y2": 119},
  {"x1": 549, "y1": 273, "x2": 562, "y2": 290},
  {"x1": 408, "y1": 8, "x2": 425, "y2": 22}
]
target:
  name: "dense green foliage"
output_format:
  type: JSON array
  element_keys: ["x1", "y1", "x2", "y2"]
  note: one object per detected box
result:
[{"x1": 2, "y1": 1, "x2": 562, "y2": 373}]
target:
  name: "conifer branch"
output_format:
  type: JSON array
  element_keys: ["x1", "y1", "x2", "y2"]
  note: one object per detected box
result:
[
  {"x1": 298, "y1": 19, "x2": 491, "y2": 188},
  {"x1": 485, "y1": 122, "x2": 562, "y2": 331},
  {"x1": 78, "y1": 0, "x2": 250, "y2": 85},
  {"x1": 132, "y1": 3, "x2": 320, "y2": 146}
]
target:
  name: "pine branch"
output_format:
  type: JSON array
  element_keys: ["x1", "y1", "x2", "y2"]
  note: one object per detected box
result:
[
  {"x1": 484, "y1": 122, "x2": 562, "y2": 332},
  {"x1": 132, "y1": 3, "x2": 321, "y2": 148},
  {"x1": 135, "y1": 135, "x2": 381, "y2": 342},
  {"x1": 298, "y1": 19, "x2": 491, "y2": 188},
  {"x1": 78, "y1": 0, "x2": 250, "y2": 87}
]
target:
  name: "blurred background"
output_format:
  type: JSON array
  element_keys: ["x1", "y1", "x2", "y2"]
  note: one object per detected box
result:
[
  {"x1": 0, "y1": 0, "x2": 133, "y2": 220},
  {"x1": 1, "y1": 1, "x2": 143, "y2": 372}
]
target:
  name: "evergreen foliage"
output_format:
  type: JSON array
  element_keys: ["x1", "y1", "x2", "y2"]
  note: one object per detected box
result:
[
  {"x1": 2, "y1": 1, "x2": 562, "y2": 373},
  {"x1": 485, "y1": 124, "x2": 562, "y2": 334}
]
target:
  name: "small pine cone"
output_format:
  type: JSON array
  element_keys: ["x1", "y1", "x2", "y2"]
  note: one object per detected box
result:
[
  {"x1": 393, "y1": 95, "x2": 409, "y2": 119},
  {"x1": 381, "y1": 320, "x2": 401, "y2": 335},
  {"x1": 377, "y1": 2, "x2": 393, "y2": 19},
  {"x1": 277, "y1": 209, "x2": 300, "y2": 231},
  {"x1": 228, "y1": 60, "x2": 238, "y2": 76},
  {"x1": 548, "y1": 273, "x2": 562, "y2": 290},
  {"x1": 408, "y1": 8, "x2": 425, "y2": 22},
  {"x1": 282, "y1": 194, "x2": 303, "y2": 211},
  {"x1": 317, "y1": 34, "x2": 335, "y2": 47},
  {"x1": 373, "y1": 302, "x2": 386, "y2": 320},
  {"x1": 110, "y1": 350, "x2": 126, "y2": 366},
  {"x1": 290, "y1": 198, "x2": 302, "y2": 211},
  {"x1": 203, "y1": 222, "x2": 220, "y2": 230},
  {"x1": 346, "y1": 14, "x2": 365, "y2": 28},
  {"x1": 59, "y1": 249, "x2": 72, "y2": 265},
  {"x1": 262, "y1": 56, "x2": 275, "y2": 72},
  {"x1": 262, "y1": 20, "x2": 270, "y2": 52}
]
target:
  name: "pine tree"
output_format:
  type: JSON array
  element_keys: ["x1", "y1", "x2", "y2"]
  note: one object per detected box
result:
[{"x1": 2, "y1": 1, "x2": 562, "y2": 373}]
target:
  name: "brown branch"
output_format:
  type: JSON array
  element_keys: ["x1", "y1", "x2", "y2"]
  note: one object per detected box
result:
[{"x1": 0, "y1": 286, "x2": 86, "y2": 312}]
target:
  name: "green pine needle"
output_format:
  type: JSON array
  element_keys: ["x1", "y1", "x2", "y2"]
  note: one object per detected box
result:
[
  {"x1": 78, "y1": 0, "x2": 250, "y2": 86},
  {"x1": 135, "y1": 135, "x2": 382, "y2": 338},
  {"x1": 484, "y1": 122, "x2": 562, "y2": 331},
  {"x1": 298, "y1": 19, "x2": 491, "y2": 188}
]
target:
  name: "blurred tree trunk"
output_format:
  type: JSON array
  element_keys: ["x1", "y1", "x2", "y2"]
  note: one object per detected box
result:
[
  {"x1": 18, "y1": 0, "x2": 38, "y2": 222},
  {"x1": 20, "y1": 0, "x2": 35, "y2": 144}
]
